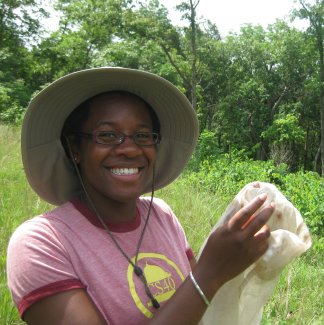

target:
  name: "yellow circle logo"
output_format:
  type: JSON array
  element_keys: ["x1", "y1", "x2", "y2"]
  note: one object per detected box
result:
[{"x1": 127, "y1": 253, "x2": 185, "y2": 318}]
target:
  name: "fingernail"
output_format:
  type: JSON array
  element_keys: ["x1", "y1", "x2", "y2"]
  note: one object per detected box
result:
[
  {"x1": 270, "y1": 202, "x2": 275, "y2": 208},
  {"x1": 259, "y1": 193, "x2": 267, "y2": 200}
]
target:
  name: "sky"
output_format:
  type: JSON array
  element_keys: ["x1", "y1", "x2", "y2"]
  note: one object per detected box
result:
[
  {"x1": 45, "y1": 0, "x2": 310, "y2": 37},
  {"x1": 159, "y1": 0, "x2": 309, "y2": 37}
]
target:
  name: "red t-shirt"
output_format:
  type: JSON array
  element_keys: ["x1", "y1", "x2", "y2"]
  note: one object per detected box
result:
[{"x1": 7, "y1": 197, "x2": 194, "y2": 324}]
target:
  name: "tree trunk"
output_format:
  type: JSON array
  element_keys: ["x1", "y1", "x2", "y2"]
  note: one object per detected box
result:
[
  {"x1": 320, "y1": 86, "x2": 324, "y2": 176},
  {"x1": 299, "y1": 0, "x2": 324, "y2": 175},
  {"x1": 304, "y1": 120, "x2": 310, "y2": 171},
  {"x1": 319, "y1": 34, "x2": 324, "y2": 176},
  {"x1": 189, "y1": 0, "x2": 200, "y2": 110},
  {"x1": 315, "y1": 3, "x2": 324, "y2": 175},
  {"x1": 314, "y1": 145, "x2": 321, "y2": 172}
]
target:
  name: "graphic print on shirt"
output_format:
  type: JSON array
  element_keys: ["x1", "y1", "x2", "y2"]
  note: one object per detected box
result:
[{"x1": 127, "y1": 252, "x2": 185, "y2": 318}]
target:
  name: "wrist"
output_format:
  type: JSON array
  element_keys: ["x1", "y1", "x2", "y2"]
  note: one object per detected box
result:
[
  {"x1": 191, "y1": 265, "x2": 222, "y2": 303},
  {"x1": 189, "y1": 271, "x2": 210, "y2": 306}
]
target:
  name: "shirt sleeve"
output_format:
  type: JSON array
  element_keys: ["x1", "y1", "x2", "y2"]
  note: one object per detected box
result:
[{"x1": 6, "y1": 216, "x2": 85, "y2": 318}]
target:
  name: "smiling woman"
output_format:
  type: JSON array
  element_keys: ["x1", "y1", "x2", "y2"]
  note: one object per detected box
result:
[
  {"x1": 63, "y1": 92, "x2": 159, "y2": 214},
  {"x1": 6, "y1": 67, "x2": 275, "y2": 325}
]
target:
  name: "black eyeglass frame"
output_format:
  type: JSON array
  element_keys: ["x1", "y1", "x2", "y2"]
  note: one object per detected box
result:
[{"x1": 72, "y1": 131, "x2": 161, "y2": 147}]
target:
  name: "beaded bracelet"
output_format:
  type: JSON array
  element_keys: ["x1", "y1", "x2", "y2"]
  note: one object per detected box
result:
[{"x1": 189, "y1": 271, "x2": 210, "y2": 306}]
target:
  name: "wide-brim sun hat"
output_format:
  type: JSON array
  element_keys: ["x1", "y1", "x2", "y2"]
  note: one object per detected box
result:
[{"x1": 21, "y1": 67, "x2": 199, "y2": 206}]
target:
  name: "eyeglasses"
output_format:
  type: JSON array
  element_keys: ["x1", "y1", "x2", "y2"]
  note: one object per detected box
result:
[{"x1": 73, "y1": 131, "x2": 161, "y2": 146}]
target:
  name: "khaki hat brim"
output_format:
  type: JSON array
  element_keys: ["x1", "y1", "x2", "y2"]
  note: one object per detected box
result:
[{"x1": 21, "y1": 67, "x2": 199, "y2": 205}]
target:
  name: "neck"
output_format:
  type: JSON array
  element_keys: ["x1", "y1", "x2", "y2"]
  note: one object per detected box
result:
[{"x1": 79, "y1": 193, "x2": 138, "y2": 224}]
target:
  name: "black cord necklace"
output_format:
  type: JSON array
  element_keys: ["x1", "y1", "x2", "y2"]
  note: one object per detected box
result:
[
  {"x1": 68, "y1": 144, "x2": 160, "y2": 309},
  {"x1": 86, "y1": 183, "x2": 160, "y2": 309},
  {"x1": 87, "y1": 190, "x2": 160, "y2": 309}
]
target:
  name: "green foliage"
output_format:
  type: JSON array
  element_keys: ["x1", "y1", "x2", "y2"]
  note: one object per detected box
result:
[
  {"x1": 187, "y1": 151, "x2": 323, "y2": 236},
  {"x1": 188, "y1": 152, "x2": 286, "y2": 197},
  {"x1": 0, "y1": 104, "x2": 25, "y2": 124},
  {"x1": 261, "y1": 251, "x2": 324, "y2": 324},
  {"x1": 0, "y1": 124, "x2": 44, "y2": 324},
  {"x1": 0, "y1": 86, "x2": 11, "y2": 109},
  {"x1": 0, "y1": 0, "x2": 321, "y2": 173},
  {"x1": 0, "y1": 0, "x2": 323, "y2": 320},
  {"x1": 158, "y1": 175, "x2": 323, "y2": 325},
  {"x1": 0, "y1": 84, "x2": 26, "y2": 124},
  {"x1": 188, "y1": 129, "x2": 222, "y2": 170},
  {"x1": 0, "y1": 125, "x2": 322, "y2": 324},
  {"x1": 280, "y1": 171, "x2": 324, "y2": 237},
  {"x1": 262, "y1": 113, "x2": 305, "y2": 144},
  {"x1": 0, "y1": 0, "x2": 323, "y2": 172},
  {"x1": 0, "y1": 0, "x2": 47, "y2": 44}
]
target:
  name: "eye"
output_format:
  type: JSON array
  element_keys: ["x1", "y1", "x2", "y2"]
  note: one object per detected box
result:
[
  {"x1": 97, "y1": 131, "x2": 117, "y2": 138},
  {"x1": 96, "y1": 131, "x2": 119, "y2": 143},
  {"x1": 134, "y1": 132, "x2": 157, "y2": 145},
  {"x1": 136, "y1": 132, "x2": 151, "y2": 139}
]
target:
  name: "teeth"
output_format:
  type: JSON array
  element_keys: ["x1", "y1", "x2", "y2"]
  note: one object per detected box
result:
[{"x1": 110, "y1": 168, "x2": 139, "y2": 175}]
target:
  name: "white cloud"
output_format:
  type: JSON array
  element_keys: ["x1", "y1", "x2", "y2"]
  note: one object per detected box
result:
[
  {"x1": 161, "y1": 0, "x2": 309, "y2": 36},
  {"x1": 44, "y1": 0, "x2": 310, "y2": 37}
]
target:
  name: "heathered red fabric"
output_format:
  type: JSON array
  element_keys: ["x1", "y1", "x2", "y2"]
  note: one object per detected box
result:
[{"x1": 7, "y1": 197, "x2": 193, "y2": 324}]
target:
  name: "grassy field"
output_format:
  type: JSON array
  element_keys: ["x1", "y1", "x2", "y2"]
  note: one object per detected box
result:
[{"x1": 0, "y1": 124, "x2": 323, "y2": 324}]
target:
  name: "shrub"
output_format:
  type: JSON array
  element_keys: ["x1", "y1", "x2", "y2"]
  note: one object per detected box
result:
[
  {"x1": 0, "y1": 84, "x2": 26, "y2": 124},
  {"x1": 188, "y1": 129, "x2": 223, "y2": 171},
  {"x1": 0, "y1": 104, "x2": 25, "y2": 124},
  {"x1": 186, "y1": 153, "x2": 323, "y2": 236},
  {"x1": 280, "y1": 171, "x2": 324, "y2": 237},
  {"x1": 187, "y1": 152, "x2": 288, "y2": 197}
]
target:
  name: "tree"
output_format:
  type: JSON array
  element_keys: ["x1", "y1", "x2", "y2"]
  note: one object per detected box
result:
[
  {"x1": 295, "y1": 0, "x2": 324, "y2": 175},
  {"x1": 121, "y1": 0, "x2": 221, "y2": 114},
  {"x1": 0, "y1": 0, "x2": 48, "y2": 122},
  {"x1": 206, "y1": 21, "x2": 317, "y2": 171},
  {"x1": 33, "y1": 0, "x2": 128, "y2": 78},
  {"x1": 266, "y1": 20, "x2": 318, "y2": 170},
  {"x1": 176, "y1": 0, "x2": 200, "y2": 108},
  {"x1": 0, "y1": 0, "x2": 47, "y2": 45},
  {"x1": 262, "y1": 113, "x2": 306, "y2": 167},
  {"x1": 121, "y1": 0, "x2": 189, "y2": 87}
]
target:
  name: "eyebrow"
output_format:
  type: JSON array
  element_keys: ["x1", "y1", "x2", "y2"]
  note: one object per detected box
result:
[
  {"x1": 96, "y1": 121, "x2": 152, "y2": 129},
  {"x1": 96, "y1": 121, "x2": 114, "y2": 127}
]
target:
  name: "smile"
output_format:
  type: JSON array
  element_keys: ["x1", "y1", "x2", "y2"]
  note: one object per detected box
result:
[{"x1": 110, "y1": 168, "x2": 140, "y2": 175}]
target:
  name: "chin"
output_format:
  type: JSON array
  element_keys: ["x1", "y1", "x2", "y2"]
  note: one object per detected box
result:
[{"x1": 106, "y1": 190, "x2": 144, "y2": 204}]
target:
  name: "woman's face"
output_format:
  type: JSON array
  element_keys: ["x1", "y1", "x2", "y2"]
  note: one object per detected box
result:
[{"x1": 73, "y1": 94, "x2": 157, "y2": 205}]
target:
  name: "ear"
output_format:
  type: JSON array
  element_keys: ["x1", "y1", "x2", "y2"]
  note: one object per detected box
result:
[
  {"x1": 64, "y1": 135, "x2": 81, "y2": 164},
  {"x1": 72, "y1": 154, "x2": 80, "y2": 164}
]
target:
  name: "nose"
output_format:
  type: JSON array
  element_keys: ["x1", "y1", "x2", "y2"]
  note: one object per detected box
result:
[
  {"x1": 119, "y1": 134, "x2": 137, "y2": 144},
  {"x1": 114, "y1": 136, "x2": 142, "y2": 157}
]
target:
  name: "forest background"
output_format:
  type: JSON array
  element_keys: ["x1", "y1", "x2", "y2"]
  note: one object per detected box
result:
[
  {"x1": 0, "y1": 0, "x2": 323, "y2": 323},
  {"x1": 1, "y1": 0, "x2": 324, "y2": 175}
]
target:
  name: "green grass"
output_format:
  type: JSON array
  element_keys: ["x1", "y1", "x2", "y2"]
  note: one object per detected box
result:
[
  {"x1": 0, "y1": 124, "x2": 24, "y2": 324},
  {"x1": 0, "y1": 124, "x2": 323, "y2": 324},
  {"x1": 157, "y1": 179, "x2": 324, "y2": 325},
  {"x1": 0, "y1": 124, "x2": 52, "y2": 324}
]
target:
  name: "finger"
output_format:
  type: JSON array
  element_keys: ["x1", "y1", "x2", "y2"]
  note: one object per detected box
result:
[
  {"x1": 254, "y1": 224, "x2": 271, "y2": 242},
  {"x1": 243, "y1": 203, "x2": 275, "y2": 237},
  {"x1": 228, "y1": 193, "x2": 268, "y2": 231},
  {"x1": 252, "y1": 181, "x2": 261, "y2": 188},
  {"x1": 254, "y1": 239, "x2": 269, "y2": 258},
  {"x1": 250, "y1": 225, "x2": 271, "y2": 261}
]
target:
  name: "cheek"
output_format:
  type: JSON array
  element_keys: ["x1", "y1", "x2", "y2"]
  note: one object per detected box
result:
[
  {"x1": 80, "y1": 143, "x2": 108, "y2": 160},
  {"x1": 147, "y1": 147, "x2": 157, "y2": 163},
  {"x1": 78, "y1": 148, "x2": 105, "y2": 172}
]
